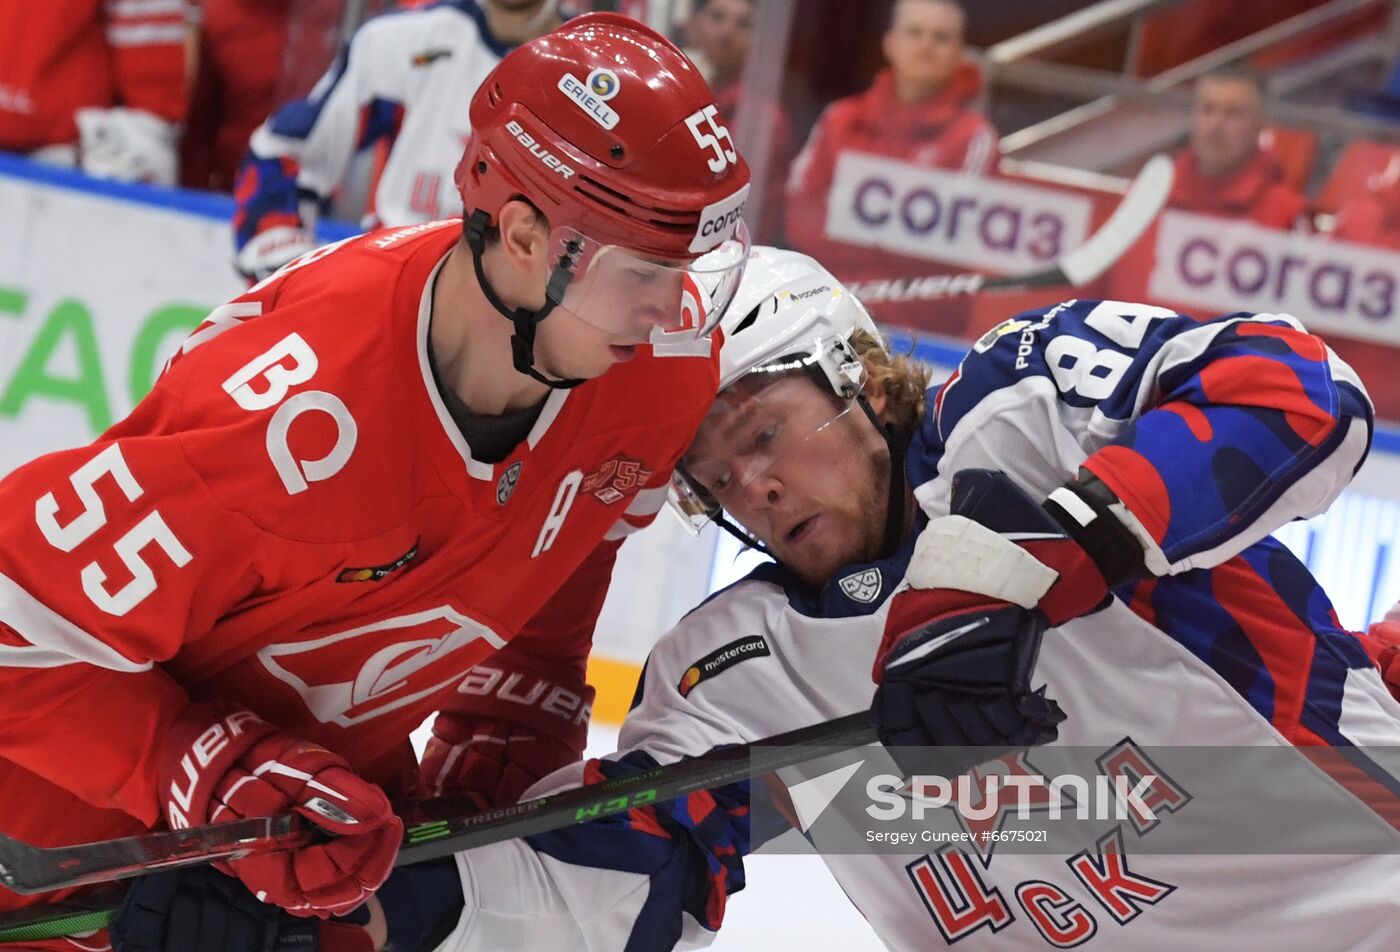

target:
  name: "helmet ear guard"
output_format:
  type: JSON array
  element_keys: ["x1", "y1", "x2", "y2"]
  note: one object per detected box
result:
[{"x1": 813, "y1": 334, "x2": 867, "y2": 402}]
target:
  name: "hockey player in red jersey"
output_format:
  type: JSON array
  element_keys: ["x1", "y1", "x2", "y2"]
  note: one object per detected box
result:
[{"x1": 0, "y1": 13, "x2": 750, "y2": 951}]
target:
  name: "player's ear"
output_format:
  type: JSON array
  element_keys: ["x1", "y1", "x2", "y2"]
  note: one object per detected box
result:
[{"x1": 496, "y1": 200, "x2": 550, "y2": 275}]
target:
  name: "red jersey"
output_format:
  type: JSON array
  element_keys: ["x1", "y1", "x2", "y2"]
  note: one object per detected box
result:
[
  {"x1": 0, "y1": 220, "x2": 718, "y2": 919},
  {"x1": 0, "y1": 0, "x2": 189, "y2": 152},
  {"x1": 1166, "y1": 145, "x2": 1306, "y2": 229},
  {"x1": 180, "y1": 0, "x2": 291, "y2": 192},
  {"x1": 783, "y1": 63, "x2": 996, "y2": 266},
  {"x1": 782, "y1": 63, "x2": 996, "y2": 334}
]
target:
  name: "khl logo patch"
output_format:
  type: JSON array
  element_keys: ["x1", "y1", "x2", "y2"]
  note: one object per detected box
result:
[
  {"x1": 497, "y1": 461, "x2": 522, "y2": 505},
  {"x1": 838, "y1": 567, "x2": 882, "y2": 604}
]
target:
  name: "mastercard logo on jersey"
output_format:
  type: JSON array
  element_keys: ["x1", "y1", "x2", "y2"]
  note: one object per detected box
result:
[
  {"x1": 336, "y1": 540, "x2": 420, "y2": 583},
  {"x1": 677, "y1": 635, "x2": 770, "y2": 697}
]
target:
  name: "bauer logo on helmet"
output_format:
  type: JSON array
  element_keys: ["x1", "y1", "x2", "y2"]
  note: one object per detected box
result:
[{"x1": 505, "y1": 119, "x2": 576, "y2": 179}]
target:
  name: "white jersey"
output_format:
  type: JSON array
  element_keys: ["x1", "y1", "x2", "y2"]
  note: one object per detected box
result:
[
  {"x1": 235, "y1": 1, "x2": 511, "y2": 248},
  {"x1": 431, "y1": 301, "x2": 1400, "y2": 951}
]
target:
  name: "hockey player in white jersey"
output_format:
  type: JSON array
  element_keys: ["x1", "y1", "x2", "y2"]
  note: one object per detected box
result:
[
  {"x1": 111, "y1": 250, "x2": 1400, "y2": 951},
  {"x1": 232, "y1": 0, "x2": 564, "y2": 280}
]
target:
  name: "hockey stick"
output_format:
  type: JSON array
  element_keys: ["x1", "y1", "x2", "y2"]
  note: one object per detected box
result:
[
  {"x1": 846, "y1": 153, "x2": 1175, "y2": 303},
  {"x1": 986, "y1": 152, "x2": 1174, "y2": 290},
  {"x1": 0, "y1": 712, "x2": 877, "y2": 943}
]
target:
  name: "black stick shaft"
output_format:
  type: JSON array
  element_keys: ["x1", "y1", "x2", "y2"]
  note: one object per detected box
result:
[{"x1": 0, "y1": 713, "x2": 876, "y2": 942}]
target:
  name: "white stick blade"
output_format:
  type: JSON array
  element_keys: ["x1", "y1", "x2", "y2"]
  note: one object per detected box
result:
[{"x1": 1057, "y1": 153, "x2": 1174, "y2": 287}]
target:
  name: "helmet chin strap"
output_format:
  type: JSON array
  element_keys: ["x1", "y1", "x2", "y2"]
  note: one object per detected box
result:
[
  {"x1": 854, "y1": 393, "x2": 908, "y2": 560},
  {"x1": 465, "y1": 210, "x2": 584, "y2": 390}
]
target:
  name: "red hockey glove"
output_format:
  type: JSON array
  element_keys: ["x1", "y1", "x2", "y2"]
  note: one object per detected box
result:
[
  {"x1": 421, "y1": 655, "x2": 594, "y2": 808},
  {"x1": 871, "y1": 470, "x2": 1139, "y2": 766},
  {"x1": 1360, "y1": 614, "x2": 1400, "y2": 701},
  {"x1": 158, "y1": 702, "x2": 401, "y2": 918}
]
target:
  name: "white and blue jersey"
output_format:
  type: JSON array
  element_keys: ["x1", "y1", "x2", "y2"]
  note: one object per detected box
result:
[
  {"x1": 430, "y1": 301, "x2": 1400, "y2": 951},
  {"x1": 233, "y1": 0, "x2": 509, "y2": 251}
]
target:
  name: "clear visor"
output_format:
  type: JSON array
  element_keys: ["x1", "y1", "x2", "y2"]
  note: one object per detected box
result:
[
  {"x1": 545, "y1": 220, "x2": 750, "y2": 342},
  {"x1": 668, "y1": 344, "x2": 865, "y2": 533}
]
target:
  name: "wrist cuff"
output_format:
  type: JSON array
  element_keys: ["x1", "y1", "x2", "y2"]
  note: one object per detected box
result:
[{"x1": 1042, "y1": 475, "x2": 1145, "y2": 588}]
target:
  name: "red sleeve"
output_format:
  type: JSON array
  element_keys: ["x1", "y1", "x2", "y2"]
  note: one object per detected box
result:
[
  {"x1": 102, "y1": 0, "x2": 191, "y2": 122},
  {"x1": 423, "y1": 535, "x2": 620, "y2": 771}
]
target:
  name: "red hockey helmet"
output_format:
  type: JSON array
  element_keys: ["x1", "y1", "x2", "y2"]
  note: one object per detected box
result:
[{"x1": 456, "y1": 13, "x2": 751, "y2": 345}]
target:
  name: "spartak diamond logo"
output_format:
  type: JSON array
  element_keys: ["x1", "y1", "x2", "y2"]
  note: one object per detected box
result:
[{"x1": 258, "y1": 607, "x2": 506, "y2": 727}]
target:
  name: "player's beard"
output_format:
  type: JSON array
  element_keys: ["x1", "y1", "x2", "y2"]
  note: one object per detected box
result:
[
  {"x1": 778, "y1": 418, "x2": 894, "y2": 590},
  {"x1": 857, "y1": 433, "x2": 895, "y2": 564}
]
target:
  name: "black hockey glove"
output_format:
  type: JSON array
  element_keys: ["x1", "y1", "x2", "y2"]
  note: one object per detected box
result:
[
  {"x1": 871, "y1": 469, "x2": 1120, "y2": 775},
  {"x1": 111, "y1": 860, "x2": 464, "y2": 952}
]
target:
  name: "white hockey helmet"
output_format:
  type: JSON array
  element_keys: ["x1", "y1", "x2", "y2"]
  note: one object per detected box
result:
[
  {"x1": 669, "y1": 246, "x2": 885, "y2": 531},
  {"x1": 715, "y1": 246, "x2": 881, "y2": 393}
]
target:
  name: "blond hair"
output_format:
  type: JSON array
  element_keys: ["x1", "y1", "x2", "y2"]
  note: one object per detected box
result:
[{"x1": 851, "y1": 329, "x2": 932, "y2": 442}]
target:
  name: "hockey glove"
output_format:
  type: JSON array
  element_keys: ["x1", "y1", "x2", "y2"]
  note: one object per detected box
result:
[
  {"x1": 1361, "y1": 603, "x2": 1400, "y2": 701},
  {"x1": 75, "y1": 108, "x2": 178, "y2": 185},
  {"x1": 110, "y1": 865, "x2": 374, "y2": 952},
  {"x1": 111, "y1": 861, "x2": 466, "y2": 952},
  {"x1": 873, "y1": 596, "x2": 1065, "y2": 773},
  {"x1": 871, "y1": 469, "x2": 1138, "y2": 770},
  {"x1": 421, "y1": 654, "x2": 594, "y2": 808},
  {"x1": 158, "y1": 702, "x2": 401, "y2": 918},
  {"x1": 234, "y1": 225, "x2": 318, "y2": 283}
]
